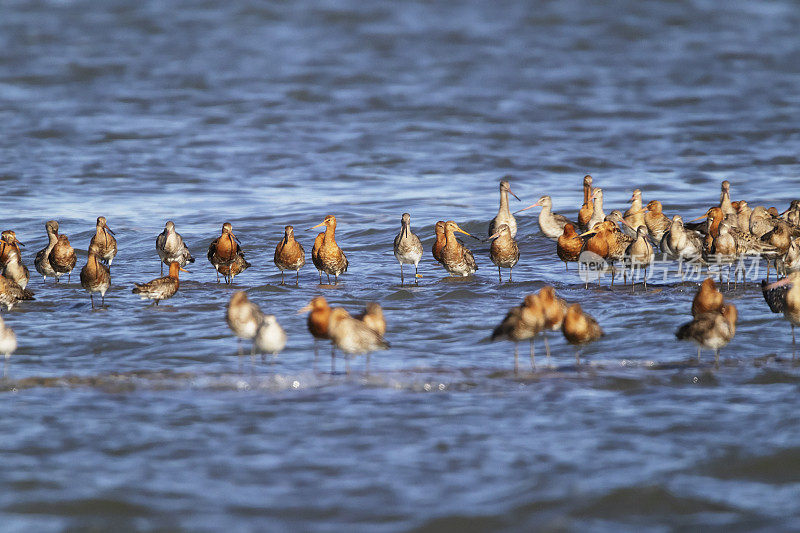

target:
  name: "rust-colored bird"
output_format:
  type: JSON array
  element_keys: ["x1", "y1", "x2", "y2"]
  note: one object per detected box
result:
[
  {"x1": 488, "y1": 223, "x2": 519, "y2": 282},
  {"x1": 561, "y1": 303, "x2": 604, "y2": 365},
  {"x1": 623, "y1": 189, "x2": 645, "y2": 231},
  {"x1": 48, "y1": 234, "x2": 77, "y2": 283},
  {"x1": 0, "y1": 275, "x2": 34, "y2": 311},
  {"x1": 34, "y1": 220, "x2": 59, "y2": 282},
  {"x1": 132, "y1": 261, "x2": 188, "y2": 305},
  {"x1": 311, "y1": 231, "x2": 326, "y2": 284},
  {"x1": 692, "y1": 278, "x2": 724, "y2": 316},
  {"x1": 308, "y1": 215, "x2": 348, "y2": 284},
  {"x1": 557, "y1": 223, "x2": 584, "y2": 271},
  {"x1": 577, "y1": 175, "x2": 594, "y2": 232},
  {"x1": 274, "y1": 225, "x2": 305, "y2": 285},
  {"x1": 644, "y1": 200, "x2": 671, "y2": 244},
  {"x1": 80, "y1": 246, "x2": 111, "y2": 309},
  {"x1": 208, "y1": 222, "x2": 250, "y2": 284},
  {"x1": 299, "y1": 296, "x2": 334, "y2": 364},
  {"x1": 431, "y1": 221, "x2": 446, "y2": 265},
  {"x1": 0, "y1": 230, "x2": 24, "y2": 267}
]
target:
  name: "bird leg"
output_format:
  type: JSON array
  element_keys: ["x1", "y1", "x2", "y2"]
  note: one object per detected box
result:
[
  {"x1": 529, "y1": 339, "x2": 535, "y2": 371},
  {"x1": 509, "y1": 267, "x2": 513, "y2": 282},
  {"x1": 366, "y1": 353, "x2": 371, "y2": 376},
  {"x1": 238, "y1": 338, "x2": 243, "y2": 356},
  {"x1": 514, "y1": 344, "x2": 519, "y2": 375},
  {"x1": 697, "y1": 346, "x2": 701, "y2": 363},
  {"x1": 575, "y1": 349, "x2": 581, "y2": 366},
  {"x1": 280, "y1": 271, "x2": 285, "y2": 285},
  {"x1": 345, "y1": 354, "x2": 351, "y2": 375},
  {"x1": 543, "y1": 335, "x2": 551, "y2": 367},
  {"x1": 714, "y1": 349, "x2": 720, "y2": 369},
  {"x1": 793, "y1": 325, "x2": 796, "y2": 361},
  {"x1": 414, "y1": 264, "x2": 419, "y2": 284},
  {"x1": 498, "y1": 267, "x2": 502, "y2": 283},
  {"x1": 90, "y1": 294, "x2": 95, "y2": 309},
  {"x1": 296, "y1": 270, "x2": 300, "y2": 286},
  {"x1": 400, "y1": 264, "x2": 404, "y2": 286},
  {"x1": 160, "y1": 262, "x2": 164, "y2": 276},
  {"x1": 330, "y1": 345, "x2": 336, "y2": 374}
]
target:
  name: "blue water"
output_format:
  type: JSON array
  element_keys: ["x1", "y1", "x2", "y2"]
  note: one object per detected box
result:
[{"x1": 2, "y1": 0, "x2": 800, "y2": 530}]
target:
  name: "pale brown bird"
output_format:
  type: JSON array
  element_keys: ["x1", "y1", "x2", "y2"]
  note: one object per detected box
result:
[
  {"x1": 488, "y1": 223, "x2": 520, "y2": 282},
  {"x1": 356, "y1": 302, "x2": 386, "y2": 337},
  {"x1": 226, "y1": 291, "x2": 263, "y2": 355},
  {"x1": 676, "y1": 304, "x2": 737, "y2": 364},
  {"x1": 156, "y1": 221, "x2": 194, "y2": 276},
  {"x1": 491, "y1": 293, "x2": 545, "y2": 372},
  {"x1": 539, "y1": 286, "x2": 567, "y2": 363},
  {"x1": 89, "y1": 216, "x2": 117, "y2": 265},
  {"x1": 274, "y1": 225, "x2": 305, "y2": 285},
  {"x1": 48, "y1": 234, "x2": 77, "y2": 283},
  {"x1": 132, "y1": 262, "x2": 188, "y2": 305},
  {"x1": 644, "y1": 200, "x2": 671, "y2": 244},
  {"x1": 0, "y1": 275, "x2": 34, "y2": 311},
  {"x1": 328, "y1": 307, "x2": 389, "y2": 373},
  {"x1": 34, "y1": 220, "x2": 59, "y2": 282},
  {"x1": 488, "y1": 180, "x2": 521, "y2": 238},
  {"x1": 0, "y1": 230, "x2": 24, "y2": 267},
  {"x1": 561, "y1": 303, "x2": 603, "y2": 365},
  {"x1": 308, "y1": 215, "x2": 348, "y2": 284},
  {"x1": 394, "y1": 213, "x2": 423, "y2": 285},
  {"x1": 80, "y1": 247, "x2": 111, "y2": 309},
  {"x1": 762, "y1": 271, "x2": 800, "y2": 359},
  {"x1": 623, "y1": 189, "x2": 645, "y2": 231}
]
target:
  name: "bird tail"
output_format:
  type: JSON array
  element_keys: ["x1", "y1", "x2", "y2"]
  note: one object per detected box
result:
[
  {"x1": 761, "y1": 279, "x2": 787, "y2": 314},
  {"x1": 21, "y1": 288, "x2": 35, "y2": 300},
  {"x1": 675, "y1": 321, "x2": 692, "y2": 340}
]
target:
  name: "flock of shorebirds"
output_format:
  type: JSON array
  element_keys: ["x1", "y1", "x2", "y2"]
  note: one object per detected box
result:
[{"x1": 1, "y1": 175, "x2": 800, "y2": 372}]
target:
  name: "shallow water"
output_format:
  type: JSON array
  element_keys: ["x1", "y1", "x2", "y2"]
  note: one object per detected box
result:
[{"x1": 2, "y1": 0, "x2": 800, "y2": 530}]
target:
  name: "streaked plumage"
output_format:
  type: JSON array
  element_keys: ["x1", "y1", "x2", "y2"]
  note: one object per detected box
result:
[
  {"x1": 308, "y1": 215, "x2": 348, "y2": 284},
  {"x1": 441, "y1": 221, "x2": 478, "y2": 276},
  {"x1": 34, "y1": 220, "x2": 59, "y2": 282},
  {"x1": 0, "y1": 230, "x2": 24, "y2": 267},
  {"x1": 644, "y1": 200, "x2": 671, "y2": 243},
  {"x1": 48, "y1": 234, "x2": 77, "y2": 283},
  {"x1": 676, "y1": 304, "x2": 737, "y2": 363},
  {"x1": 561, "y1": 303, "x2": 604, "y2": 364},
  {"x1": 156, "y1": 221, "x2": 195, "y2": 276},
  {"x1": 132, "y1": 261, "x2": 187, "y2": 304},
  {"x1": 557, "y1": 223, "x2": 584, "y2": 270},
  {"x1": 0, "y1": 275, "x2": 34, "y2": 311},
  {"x1": 488, "y1": 223, "x2": 519, "y2": 282},
  {"x1": 491, "y1": 293, "x2": 545, "y2": 372},
  {"x1": 393, "y1": 213, "x2": 423, "y2": 285},
  {"x1": 89, "y1": 216, "x2": 117, "y2": 265},
  {"x1": 2, "y1": 251, "x2": 29, "y2": 290},
  {"x1": 762, "y1": 271, "x2": 800, "y2": 359}
]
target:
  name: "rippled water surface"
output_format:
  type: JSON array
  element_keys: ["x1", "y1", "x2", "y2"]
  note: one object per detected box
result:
[{"x1": 2, "y1": 0, "x2": 800, "y2": 530}]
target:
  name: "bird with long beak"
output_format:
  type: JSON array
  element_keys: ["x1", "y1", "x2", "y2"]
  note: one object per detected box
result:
[
  {"x1": 0, "y1": 231, "x2": 24, "y2": 267},
  {"x1": 89, "y1": 216, "x2": 117, "y2": 265},
  {"x1": 431, "y1": 221, "x2": 446, "y2": 265},
  {"x1": 577, "y1": 175, "x2": 594, "y2": 232},
  {"x1": 299, "y1": 296, "x2": 333, "y2": 367},
  {"x1": 34, "y1": 220, "x2": 59, "y2": 282},
  {"x1": 310, "y1": 232, "x2": 326, "y2": 284},
  {"x1": 491, "y1": 293, "x2": 545, "y2": 373},
  {"x1": 488, "y1": 223, "x2": 519, "y2": 283},
  {"x1": 308, "y1": 215, "x2": 348, "y2": 285},
  {"x1": 274, "y1": 225, "x2": 305, "y2": 285},
  {"x1": 2, "y1": 252, "x2": 30, "y2": 290},
  {"x1": 80, "y1": 245, "x2": 111, "y2": 309},
  {"x1": 762, "y1": 271, "x2": 800, "y2": 359},
  {"x1": 644, "y1": 200, "x2": 670, "y2": 243},
  {"x1": 441, "y1": 221, "x2": 479, "y2": 277},
  {"x1": 660, "y1": 215, "x2": 703, "y2": 267},
  {"x1": 393, "y1": 213, "x2": 423, "y2": 285},
  {"x1": 488, "y1": 180, "x2": 521, "y2": 238},
  {"x1": 692, "y1": 278, "x2": 724, "y2": 317},
  {"x1": 561, "y1": 303, "x2": 604, "y2": 365},
  {"x1": 48, "y1": 234, "x2": 77, "y2": 283},
  {"x1": 720, "y1": 180, "x2": 735, "y2": 218},
  {"x1": 582, "y1": 220, "x2": 632, "y2": 287},
  {"x1": 208, "y1": 222, "x2": 250, "y2": 284},
  {"x1": 132, "y1": 261, "x2": 188, "y2": 305},
  {"x1": 156, "y1": 221, "x2": 195, "y2": 276},
  {"x1": 557, "y1": 223, "x2": 584, "y2": 271},
  {"x1": 515, "y1": 195, "x2": 575, "y2": 240},
  {"x1": 676, "y1": 303, "x2": 737, "y2": 364}
]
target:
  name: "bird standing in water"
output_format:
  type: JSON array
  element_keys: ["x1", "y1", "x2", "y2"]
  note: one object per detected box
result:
[
  {"x1": 80, "y1": 246, "x2": 111, "y2": 309},
  {"x1": 561, "y1": 303, "x2": 603, "y2": 365},
  {"x1": 762, "y1": 271, "x2": 800, "y2": 359},
  {"x1": 208, "y1": 223, "x2": 250, "y2": 284},
  {"x1": 393, "y1": 213, "x2": 423, "y2": 285},
  {"x1": 488, "y1": 180, "x2": 521, "y2": 238},
  {"x1": 308, "y1": 215, "x2": 348, "y2": 285},
  {"x1": 441, "y1": 221, "x2": 478, "y2": 277},
  {"x1": 156, "y1": 221, "x2": 194, "y2": 276},
  {"x1": 492, "y1": 293, "x2": 545, "y2": 372},
  {"x1": 34, "y1": 220, "x2": 59, "y2": 282},
  {"x1": 431, "y1": 221, "x2": 446, "y2": 266},
  {"x1": 557, "y1": 223, "x2": 583, "y2": 271},
  {"x1": 226, "y1": 291, "x2": 263, "y2": 355},
  {"x1": 49, "y1": 234, "x2": 77, "y2": 283},
  {"x1": 89, "y1": 216, "x2": 117, "y2": 265},
  {"x1": 488, "y1": 223, "x2": 519, "y2": 282},
  {"x1": 132, "y1": 261, "x2": 188, "y2": 305},
  {"x1": 274, "y1": 225, "x2": 305, "y2": 285},
  {"x1": 327, "y1": 306, "x2": 389, "y2": 374}
]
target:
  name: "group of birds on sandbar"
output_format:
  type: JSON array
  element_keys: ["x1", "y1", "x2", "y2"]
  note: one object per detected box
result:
[{"x1": 2, "y1": 175, "x2": 800, "y2": 371}]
